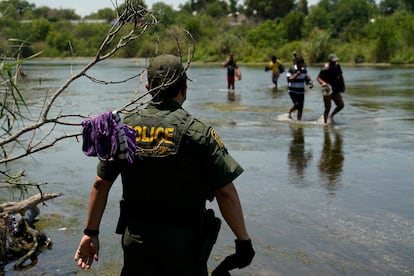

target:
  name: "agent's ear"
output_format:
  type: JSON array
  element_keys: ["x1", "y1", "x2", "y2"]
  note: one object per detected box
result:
[
  {"x1": 182, "y1": 80, "x2": 188, "y2": 92},
  {"x1": 145, "y1": 81, "x2": 150, "y2": 90},
  {"x1": 179, "y1": 80, "x2": 188, "y2": 100}
]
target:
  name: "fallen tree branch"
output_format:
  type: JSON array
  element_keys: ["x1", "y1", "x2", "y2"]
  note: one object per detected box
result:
[
  {"x1": 0, "y1": 192, "x2": 63, "y2": 215},
  {"x1": 0, "y1": 193, "x2": 62, "y2": 270}
]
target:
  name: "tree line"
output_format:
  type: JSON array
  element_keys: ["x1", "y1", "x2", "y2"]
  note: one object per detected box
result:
[{"x1": 0, "y1": 0, "x2": 413, "y2": 64}]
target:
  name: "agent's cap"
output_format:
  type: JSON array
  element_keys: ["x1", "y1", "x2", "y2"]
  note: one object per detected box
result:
[
  {"x1": 328, "y1": 53, "x2": 339, "y2": 62},
  {"x1": 147, "y1": 54, "x2": 187, "y2": 88}
]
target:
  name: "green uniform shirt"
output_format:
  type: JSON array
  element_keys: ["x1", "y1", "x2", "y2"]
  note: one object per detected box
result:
[{"x1": 97, "y1": 100, "x2": 243, "y2": 215}]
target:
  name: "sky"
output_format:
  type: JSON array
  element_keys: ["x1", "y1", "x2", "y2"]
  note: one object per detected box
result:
[
  {"x1": 30, "y1": 0, "x2": 322, "y2": 17},
  {"x1": 29, "y1": 0, "x2": 380, "y2": 17}
]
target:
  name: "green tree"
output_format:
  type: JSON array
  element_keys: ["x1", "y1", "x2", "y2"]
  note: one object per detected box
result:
[
  {"x1": 28, "y1": 6, "x2": 51, "y2": 19},
  {"x1": 205, "y1": 1, "x2": 229, "y2": 18},
  {"x1": 303, "y1": 28, "x2": 331, "y2": 62},
  {"x1": 151, "y1": 2, "x2": 176, "y2": 25},
  {"x1": 297, "y1": 0, "x2": 309, "y2": 15},
  {"x1": 246, "y1": 19, "x2": 286, "y2": 48},
  {"x1": 180, "y1": 0, "x2": 219, "y2": 13},
  {"x1": 45, "y1": 29, "x2": 74, "y2": 54},
  {"x1": 85, "y1": 8, "x2": 116, "y2": 22},
  {"x1": 379, "y1": 0, "x2": 401, "y2": 15},
  {"x1": 0, "y1": 0, "x2": 34, "y2": 19},
  {"x1": 244, "y1": 0, "x2": 295, "y2": 19},
  {"x1": 329, "y1": 0, "x2": 372, "y2": 37},
  {"x1": 363, "y1": 15, "x2": 396, "y2": 62},
  {"x1": 29, "y1": 19, "x2": 51, "y2": 41},
  {"x1": 229, "y1": 0, "x2": 238, "y2": 15},
  {"x1": 379, "y1": 0, "x2": 414, "y2": 14},
  {"x1": 281, "y1": 10, "x2": 305, "y2": 41},
  {"x1": 305, "y1": 5, "x2": 331, "y2": 31}
]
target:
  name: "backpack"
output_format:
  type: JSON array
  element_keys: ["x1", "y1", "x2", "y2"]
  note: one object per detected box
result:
[{"x1": 278, "y1": 63, "x2": 285, "y2": 73}]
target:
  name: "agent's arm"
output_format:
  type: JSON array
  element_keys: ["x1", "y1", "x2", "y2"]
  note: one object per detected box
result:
[
  {"x1": 213, "y1": 182, "x2": 254, "y2": 274},
  {"x1": 74, "y1": 176, "x2": 113, "y2": 269},
  {"x1": 214, "y1": 182, "x2": 249, "y2": 240}
]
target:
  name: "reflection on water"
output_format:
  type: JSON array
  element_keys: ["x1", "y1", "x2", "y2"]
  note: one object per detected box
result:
[
  {"x1": 287, "y1": 126, "x2": 312, "y2": 186},
  {"x1": 318, "y1": 127, "x2": 344, "y2": 191}
]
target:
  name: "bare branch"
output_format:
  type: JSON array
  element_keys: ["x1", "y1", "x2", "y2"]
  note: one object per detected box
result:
[
  {"x1": 0, "y1": 192, "x2": 63, "y2": 214},
  {"x1": 0, "y1": 1, "x2": 159, "y2": 165}
]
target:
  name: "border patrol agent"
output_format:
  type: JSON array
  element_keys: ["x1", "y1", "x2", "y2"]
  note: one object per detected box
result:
[{"x1": 74, "y1": 54, "x2": 255, "y2": 275}]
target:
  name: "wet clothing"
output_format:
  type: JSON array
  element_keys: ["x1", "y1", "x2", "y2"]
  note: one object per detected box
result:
[
  {"x1": 224, "y1": 60, "x2": 237, "y2": 77},
  {"x1": 268, "y1": 60, "x2": 282, "y2": 86},
  {"x1": 287, "y1": 65, "x2": 310, "y2": 109},
  {"x1": 318, "y1": 63, "x2": 344, "y2": 94},
  {"x1": 287, "y1": 65, "x2": 309, "y2": 94},
  {"x1": 96, "y1": 100, "x2": 243, "y2": 275},
  {"x1": 268, "y1": 60, "x2": 281, "y2": 74},
  {"x1": 289, "y1": 92, "x2": 305, "y2": 110},
  {"x1": 224, "y1": 59, "x2": 238, "y2": 90}
]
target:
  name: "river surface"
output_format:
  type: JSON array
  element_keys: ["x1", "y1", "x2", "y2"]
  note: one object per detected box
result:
[{"x1": 2, "y1": 59, "x2": 414, "y2": 275}]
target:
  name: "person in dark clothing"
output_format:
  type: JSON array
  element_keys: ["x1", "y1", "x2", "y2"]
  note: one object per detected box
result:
[
  {"x1": 223, "y1": 54, "x2": 239, "y2": 91},
  {"x1": 317, "y1": 53, "x2": 346, "y2": 124}
]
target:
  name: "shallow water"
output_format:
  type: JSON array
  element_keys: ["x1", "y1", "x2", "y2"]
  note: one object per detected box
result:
[{"x1": 2, "y1": 59, "x2": 413, "y2": 275}]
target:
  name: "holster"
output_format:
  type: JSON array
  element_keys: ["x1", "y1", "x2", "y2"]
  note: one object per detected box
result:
[
  {"x1": 199, "y1": 209, "x2": 221, "y2": 264},
  {"x1": 115, "y1": 200, "x2": 128, "y2": 234}
]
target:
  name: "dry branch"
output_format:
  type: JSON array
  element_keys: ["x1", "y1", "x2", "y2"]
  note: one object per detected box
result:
[
  {"x1": 0, "y1": 192, "x2": 63, "y2": 215},
  {"x1": 0, "y1": 1, "x2": 159, "y2": 165},
  {"x1": 1, "y1": 192, "x2": 62, "y2": 270}
]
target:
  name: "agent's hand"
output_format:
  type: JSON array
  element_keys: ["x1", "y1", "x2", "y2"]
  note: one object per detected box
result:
[
  {"x1": 74, "y1": 235, "x2": 99, "y2": 269},
  {"x1": 212, "y1": 239, "x2": 255, "y2": 275}
]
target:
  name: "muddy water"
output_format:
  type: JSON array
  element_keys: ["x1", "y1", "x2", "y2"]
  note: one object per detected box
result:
[{"x1": 2, "y1": 60, "x2": 413, "y2": 275}]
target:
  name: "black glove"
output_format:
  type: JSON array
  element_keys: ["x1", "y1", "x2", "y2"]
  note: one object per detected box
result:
[
  {"x1": 211, "y1": 267, "x2": 231, "y2": 276},
  {"x1": 212, "y1": 239, "x2": 255, "y2": 275}
]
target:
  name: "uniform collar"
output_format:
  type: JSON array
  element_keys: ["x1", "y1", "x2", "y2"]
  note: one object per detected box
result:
[{"x1": 148, "y1": 99, "x2": 182, "y2": 111}]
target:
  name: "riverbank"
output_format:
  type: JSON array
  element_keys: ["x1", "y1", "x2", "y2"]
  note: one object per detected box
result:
[{"x1": 30, "y1": 56, "x2": 414, "y2": 67}]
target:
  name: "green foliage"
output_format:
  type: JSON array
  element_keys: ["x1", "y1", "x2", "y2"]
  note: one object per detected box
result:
[
  {"x1": 45, "y1": 30, "x2": 74, "y2": 55},
  {"x1": 204, "y1": 1, "x2": 228, "y2": 18},
  {"x1": 303, "y1": 28, "x2": 331, "y2": 63},
  {"x1": 28, "y1": 19, "x2": 51, "y2": 41},
  {"x1": 244, "y1": 0, "x2": 295, "y2": 19},
  {"x1": 329, "y1": 0, "x2": 372, "y2": 37},
  {"x1": 281, "y1": 10, "x2": 305, "y2": 41},
  {"x1": 0, "y1": 0, "x2": 413, "y2": 64},
  {"x1": 85, "y1": 8, "x2": 116, "y2": 21},
  {"x1": 246, "y1": 20, "x2": 286, "y2": 49},
  {"x1": 304, "y1": 6, "x2": 330, "y2": 33},
  {"x1": 151, "y1": 3, "x2": 177, "y2": 25}
]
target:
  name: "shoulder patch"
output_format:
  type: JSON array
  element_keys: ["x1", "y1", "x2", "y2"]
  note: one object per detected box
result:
[{"x1": 210, "y1": 128, "x2": 225, "y2": 151}]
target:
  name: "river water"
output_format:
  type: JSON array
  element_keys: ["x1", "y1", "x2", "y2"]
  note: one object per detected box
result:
[{"x1": 2, "y1": 59, "x2": 414, "y2": 275}]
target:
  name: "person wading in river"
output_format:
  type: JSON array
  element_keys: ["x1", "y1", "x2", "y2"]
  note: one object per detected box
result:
[
  {"x1": 317, "y1": 53, "x2": 346, "y2": 124},
  {"x1": 287, "y1": 56, "x2": 313, "y2": 120}
]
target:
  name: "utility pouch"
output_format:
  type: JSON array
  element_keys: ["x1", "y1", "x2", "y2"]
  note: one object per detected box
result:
[
  {"x1": 115, "y1": 200, "x2": 128, "y2": 234},
  {"x1": 199, "y1": 209, "x2": 221, "y2": 264}
]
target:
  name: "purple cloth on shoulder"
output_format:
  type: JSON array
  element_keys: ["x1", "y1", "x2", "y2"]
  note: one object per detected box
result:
[{"x1": 81, "y1": 111, "x2": 136, "y2": 163}]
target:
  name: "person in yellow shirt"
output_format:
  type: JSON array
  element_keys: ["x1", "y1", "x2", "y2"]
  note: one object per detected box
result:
[{"x1": 265, "y1": 55, "x2": 284, "y2": 88}]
